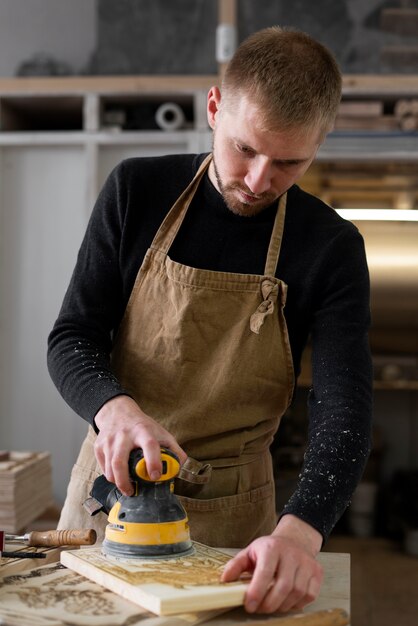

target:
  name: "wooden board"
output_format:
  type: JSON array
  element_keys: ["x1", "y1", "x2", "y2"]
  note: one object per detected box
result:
[
  {"x1": 0, "y1": 548, "x2": 350, "y2": 626},
  {"x1": 206, "y1": 551, "x2": 351, "y2": 624},
  {"x1": 0, "y1": 545, "x2": 64, "y2": 578},
  {"x1": 337, "y1": 101, "x2": 383, "y2": 117},
  {"x1": 0, "y1": 559, "x2": 225, "y2": 626},
  {"x1": 61, "y1": 542, "x2": 247, "y2": 616},
  {"x1": 0, "y1": 451, "x2": 52, "y2": 532},
  {"x1": 61, "y1": 543, "x2": 351, "y2": 619}
]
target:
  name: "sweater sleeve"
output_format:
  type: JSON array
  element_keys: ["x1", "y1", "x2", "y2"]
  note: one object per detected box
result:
[
  {"x1": 47, "y1": 162, "x2": 132, "y2": 425},
  {"x1": 281, "y1": 225, "x2": 373, "y2": 542}
]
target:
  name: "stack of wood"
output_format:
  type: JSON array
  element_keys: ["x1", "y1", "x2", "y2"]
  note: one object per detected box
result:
[
  {"x1": 301, "y1": 162, "x2": 418, "y2": 210},
  {"x1": 334, "y1": 100, "x2": 398, "y2": 132},
  {"x1": 0, "y1": 451, "x2": 52, "y2": 533},
  {"x1": 334, "y1": 92, "x2": 418, "y2": 133},
  {"x1": 380, "y1": 6, "x2": 418, "y2": 71},
  {"x1": 394, "y1": 99, "x2": 418, "y2": 131}
]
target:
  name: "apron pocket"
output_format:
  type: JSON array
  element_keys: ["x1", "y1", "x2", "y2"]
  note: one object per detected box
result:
[{"x1": 178, "y1": 481, "x2": 277, "y2": 548}]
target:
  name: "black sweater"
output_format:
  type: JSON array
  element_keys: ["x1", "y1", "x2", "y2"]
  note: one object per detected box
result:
[{"x1": 47, "y1": 153, "x2": 373, "y2": 541}]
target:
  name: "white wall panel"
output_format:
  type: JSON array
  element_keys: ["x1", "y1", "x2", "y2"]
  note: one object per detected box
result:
[{"x1": 0, "y1": 145, "x2": 90, "y2": 504}]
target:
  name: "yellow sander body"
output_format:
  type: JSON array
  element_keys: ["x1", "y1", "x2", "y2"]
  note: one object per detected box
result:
[{"x1": 87, "y1": 448, "x2": 193, "y2": 559}]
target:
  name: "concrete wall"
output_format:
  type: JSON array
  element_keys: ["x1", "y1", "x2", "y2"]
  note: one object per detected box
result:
[
  {"x1": 0, "y1": 0, "x2": 97, "y2": 76},
  {"x1": 0, "y1": 0, "x2": 416, "y2": 77},
  {"x1": 91, "y1": 0, "x2": 418, "y2": 75}
]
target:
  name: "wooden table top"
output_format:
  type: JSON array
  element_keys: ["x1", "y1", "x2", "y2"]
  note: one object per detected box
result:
[{"x1": 0, "y1": 546, "x2": 350, "y2": 626}]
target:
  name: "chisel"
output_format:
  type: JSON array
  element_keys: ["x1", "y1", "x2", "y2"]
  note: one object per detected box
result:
[
  {"x1": 0, "y1": 530, "x2": 45, "y2": 559},
  {"x1": 0, "y1": 549, "x2": 46, "y2": 559},
  {"x1": 3, "y1": 528, "x2": 97, "y2": 547}
]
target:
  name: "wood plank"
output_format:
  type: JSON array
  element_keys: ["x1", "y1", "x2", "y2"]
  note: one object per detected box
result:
[
  {"x1": 0, "y1": 74, "x2": 418, "y2": 99},
  {"x1": 218, "y1": 0, "x2": 237, "y2": 25},
  {"x1": 320, "y1": 176, "x2": 418, "y2": 190},
  {"x1": 205, "y1": 609, "x2": 349, "y2": 625},
  {"x1": 394, "y1": 99, "x2": 418, "y2": 118},
  {"x1": 0, "y1": 452, "x2": 52, "y2": 532},
  {"x1": 0, "y1": 558, "x2": 225, "y2": 626},
  {"x1": 0, "y1": 546, "x2": 63, "y2": 577},
  {"x1": 0, "y1": 547, "x2": 350, "y2": 625},
  {"x1": 381, "y1": 46, "x2": 418, "y2": 68},
  {"x1": 381, "y1": 8, "x2": 418, "y2": 36},
  {"x1": 333, "y1": 115, "x2": 399, "y2": 131},
  {"x1": 320, "y1": 189, "x2": 416, "y2": 210},
  {"x1": 0, "y1": 75, "x2": 219, "y2": 96},
  {"x1": 206, "y1": 551, "x2": 350, "y2": 624},
  {"x1": 61, "y1": 543, "x2": 350, "y2": 618},
  {"x1": 61, "y1": 542, "x2": 247, "y2": 616},
  {"x1": 342, "y1": 75, "x2": 418, "y2": 97},
  {"x1": 338, "y1": 101, "x2": 383, "y2": 117}
]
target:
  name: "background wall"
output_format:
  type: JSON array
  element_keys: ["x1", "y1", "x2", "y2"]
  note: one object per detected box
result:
[
  {"x1": 0, "y1": 0, "x2": 97, "y2": 77},
  {"x1": 0, "y1": 0, "x2": 416, "y2": 77}
]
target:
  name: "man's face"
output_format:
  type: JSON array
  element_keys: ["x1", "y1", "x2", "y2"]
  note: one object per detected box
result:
[{"x1": 207, "y1": 88, "x2": 322, "y2": 217}]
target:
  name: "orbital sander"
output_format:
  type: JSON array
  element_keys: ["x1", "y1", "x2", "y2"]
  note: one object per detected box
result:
[{"x1": 84, "y1": 447, "x2": 193, "y2": 559}]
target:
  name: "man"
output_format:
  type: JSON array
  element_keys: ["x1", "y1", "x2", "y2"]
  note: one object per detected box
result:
[{"x1": 48, "y1": 26, "x2": 372, "y2": 614}]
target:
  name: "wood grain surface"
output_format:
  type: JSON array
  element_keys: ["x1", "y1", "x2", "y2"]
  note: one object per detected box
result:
[
  {"x1": 61, "y1": 543, "x2": 350, "y2": 619},
  {"x1": 1, "y1": 544, "x2": 350, "y2": 625}
]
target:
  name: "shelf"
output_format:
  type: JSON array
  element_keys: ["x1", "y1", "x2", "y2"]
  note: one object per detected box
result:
[
  {"x1": 0, "y1": 76, "x2": 214, "y2": 134},
  {"x1": 0, "y1": 129, "x2": 211, "y2": 147},
  {"x1": 342, "y1": 74, "x2": 418, "y2": 97},
  {"x1": 0, "y1": 95, "x2": 84, "y2": 131},
  {"x1": 319, "y1": 132, "x2": 418, "y2": 162},
  {"x1": 0, "y1": 75, "x2": 219, "y2": 96},
  {"x1": 0, "y1": 75, "x2": 417, "y2": 160},
  {"x1": 100, "y1": 93, "x2": 195, "y2": 131},
  {"x1": 2, "y1": 74, "x2": 416, "y2": 97},
  {"x1": 373, "y1": 380, "x2": 418, "y2": 391},
  {"x1": 0, "y1": 131, "x2": 88, "y2": 145}
]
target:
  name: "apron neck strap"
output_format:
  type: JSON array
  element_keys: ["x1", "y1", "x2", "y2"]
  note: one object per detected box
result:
[
  {"x1": 264, "y1": 192, "x2": 287, "y2": 277},
  {"x1": 150, "y1": 154, "x2": 212, "y2": 254},
  {"x1": 150, "y1": 152, "x2": 287, "y2": 278}
]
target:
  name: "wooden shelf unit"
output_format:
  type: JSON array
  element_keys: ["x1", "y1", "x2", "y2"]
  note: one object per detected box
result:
[{"x1": 1, "y1": 74, "x2": 418, "y2": 210}]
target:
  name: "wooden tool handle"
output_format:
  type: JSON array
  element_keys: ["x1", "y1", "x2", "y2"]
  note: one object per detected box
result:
[
  {"x1": 243, "y1": 608, "x2": 349, "y2": 626},
  {"x1": 26, "y1": 529, "x2": 97, "y2": 547}
]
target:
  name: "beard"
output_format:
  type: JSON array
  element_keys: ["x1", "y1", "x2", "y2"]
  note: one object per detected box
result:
[{"x1": 212, "y1": 156, "x2": 277, "y2": 217}]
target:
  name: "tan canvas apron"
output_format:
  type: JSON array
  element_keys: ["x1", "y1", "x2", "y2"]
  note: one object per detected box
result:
[{"x1": 58, "y1": 154, "x2": 294, "y2": 548}]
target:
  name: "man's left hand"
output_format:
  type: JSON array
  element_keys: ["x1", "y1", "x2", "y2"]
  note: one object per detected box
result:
[{"x1": 220, "y1": 515, "x2": 323, "y2": 614}]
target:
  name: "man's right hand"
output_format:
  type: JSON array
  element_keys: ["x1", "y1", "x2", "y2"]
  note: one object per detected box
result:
[{"x1": 93, "y1": 395, "x2": 187, "y2": 496}]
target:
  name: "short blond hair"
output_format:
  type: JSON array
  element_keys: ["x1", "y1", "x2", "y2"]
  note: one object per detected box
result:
[{"x1": 222, "y1": 26, "x2": 342, "y2": 137}]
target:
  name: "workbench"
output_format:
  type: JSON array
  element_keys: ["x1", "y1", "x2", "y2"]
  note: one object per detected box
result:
[{"x1": 0, "y1": 546, "x2": 350, "y2": 626}]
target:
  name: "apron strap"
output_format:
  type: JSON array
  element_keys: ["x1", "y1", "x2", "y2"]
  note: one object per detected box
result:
[
  {"x1": 178, "y1": 457, "x2": 212, "y2": 484},
  {"x1": 264, "y1": 192, "x2": 287, "y2": 277},
  {"x1": 150, "y1": 151, "x2": 287, "y2": 278},
  {"x1": 150, "y1": 154, "x2": 212, "y2": 254},
  {"x1": 177, "y1": 451, "x2": 267, "y2": 484}
]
